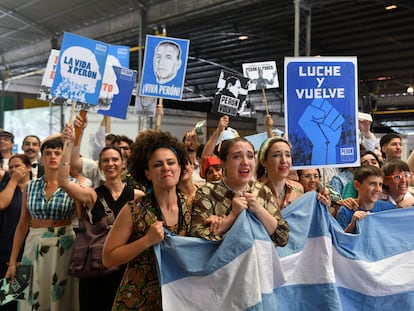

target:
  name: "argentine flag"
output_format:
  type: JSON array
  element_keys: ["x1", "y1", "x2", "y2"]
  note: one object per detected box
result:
[
  {"x1": 155, "y1": 192, "x2": 414, "y2": 310},
  {"x1": 154, "y1": 210, "x2": 285, "y2": 310}
]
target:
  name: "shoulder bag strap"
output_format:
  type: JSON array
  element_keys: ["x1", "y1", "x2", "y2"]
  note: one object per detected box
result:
[{"x1": 97, "y1": 193, "x2": 114, "y2": 217}]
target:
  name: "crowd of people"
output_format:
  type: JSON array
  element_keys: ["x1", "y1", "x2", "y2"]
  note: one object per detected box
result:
[{"x1": 0, "y1": 110, "x2": 413, "y2": 310}]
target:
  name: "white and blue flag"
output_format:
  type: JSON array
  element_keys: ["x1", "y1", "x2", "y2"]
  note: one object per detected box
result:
[
  {"x1": 154, "y1": 210, "x2": 285, "y2": 310},
  {"x1": 155, "y1": 192, "x2": 414, "y2": 310}
]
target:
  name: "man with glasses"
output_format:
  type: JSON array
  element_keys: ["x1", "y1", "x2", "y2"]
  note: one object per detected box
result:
[
  {"x1": 113, "y1": 135, "x2": 132, "y2": 161},
  {"x1": 336, "y1": 165, "x2": 396, "y2": 233},
  {"x1": 112, "y1": 135, "x2": 138, "y2": 188}
]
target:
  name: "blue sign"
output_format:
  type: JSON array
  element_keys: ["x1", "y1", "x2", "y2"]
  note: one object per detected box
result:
[
  {"x1": 140, "y1": 35, "x2": 190, "y2": 100},
  {"x1": 97, "y1": 66, "x2": 137, "y2": 119},
  {"x1": 99, "y1": 44, "x2": 130, "y2": 102},
  {"x1": 51, "y1": 32, "x2": 108, "y2": 105},
  {"x1": 284, "y1": 57, "x2": 359, "y2": 168}
]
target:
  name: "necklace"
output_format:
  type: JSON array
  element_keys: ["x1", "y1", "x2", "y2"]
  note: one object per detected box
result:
[
  {"x1": 222, "y1": 179, "x2": 248, "y2": 195},
  {"x1": 275, "y1": 185, "x2": 286, "y2": 199}
]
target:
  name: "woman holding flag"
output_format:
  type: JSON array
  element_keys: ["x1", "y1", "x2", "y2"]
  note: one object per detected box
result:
[
  {"x1": 190, "y1": 137, "x2": 289, "y2": 246},
  {"x1": 102, "y1": 129, "x2": 192, "y2": 310},
  {"x1": 256, "y1": 136, "x2": 304, "y2": 210}
]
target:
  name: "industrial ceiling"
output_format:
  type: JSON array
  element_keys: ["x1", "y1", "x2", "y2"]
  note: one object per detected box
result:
[{"x1": 1, "y1": 0, "x2": 413, "y2": 133}]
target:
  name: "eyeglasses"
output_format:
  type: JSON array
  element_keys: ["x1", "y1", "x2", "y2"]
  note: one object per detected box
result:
[
  {"x1": 385, "y1": 171, "x2": 412, "y2": 183},
  {"x1": 302, "y1": 173, "x2": 320, "y2": 179}
]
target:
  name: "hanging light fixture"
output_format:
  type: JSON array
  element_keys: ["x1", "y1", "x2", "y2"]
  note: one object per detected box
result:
[
  {"x1": 238, "y1": 35, "x2": 249, "y2": 41},
  {"x1": 385, "y1": 4, "x2": 397, "y2": 10},
  {"x1": 407, "y1": 86, "x2": 414, "y2": 93}
]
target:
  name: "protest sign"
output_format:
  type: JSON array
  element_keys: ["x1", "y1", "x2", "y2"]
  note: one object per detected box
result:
[
  {"x1": 242, "y1": 61, "x2": 279, "y2": 91},
  {"x1": 212, "y1": 70, "x2": 250, "y2": 117},
  {"x1": 51, "y1": 32, "x2": 108, "y2": 105},
  {"x1": 140, "y1": 35, "x2": 190, "y2": 100},
  {"x1": 285, "y1": 57, "x2": 359, "y2": 168}
]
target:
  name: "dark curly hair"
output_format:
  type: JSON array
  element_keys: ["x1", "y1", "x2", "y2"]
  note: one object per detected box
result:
[{"x1": 129, "y1": 129, "x2": 189, "y2": 188}]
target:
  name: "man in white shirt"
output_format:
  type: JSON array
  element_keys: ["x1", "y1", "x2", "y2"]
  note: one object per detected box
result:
[{"x1": 358, "y1": 112, "x2": 377, "y2": 152}]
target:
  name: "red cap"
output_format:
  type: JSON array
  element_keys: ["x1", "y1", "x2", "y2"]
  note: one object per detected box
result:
[{"x1": 201, "y1": 156, "x2": 222, "y2": 178}]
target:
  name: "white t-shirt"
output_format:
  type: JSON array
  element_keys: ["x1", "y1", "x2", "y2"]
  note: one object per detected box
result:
[{"x1": 81, "y1": 157, "x2": 105, "y2": 188}]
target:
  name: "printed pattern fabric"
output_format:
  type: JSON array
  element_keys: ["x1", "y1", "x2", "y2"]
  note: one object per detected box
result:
[
  {"x1": 112, "y1": 192, "x2": 191, "y2": 310},
  {"x1": 190, "y1": 180, "x2": 289, "y2": 247},
  {"x1": 26, "y1": 176, "x2": 77, "y2": 220},
  {"x1": 19, "y1": 226, "x2": 79, "y2": 311}
]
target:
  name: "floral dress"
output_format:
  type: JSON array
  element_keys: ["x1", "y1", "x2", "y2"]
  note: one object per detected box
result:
[
  {"x1": 190, "y1": 180, "x2": 289, "y2": 247},
  {"x1": 112, "y1": 191, "x2": 192, "y2": 311}
]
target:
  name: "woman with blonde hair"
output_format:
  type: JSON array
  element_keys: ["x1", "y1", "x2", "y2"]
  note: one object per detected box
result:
[{"x1": 256, "y1": 136, "x2": 304, "y2": 210}]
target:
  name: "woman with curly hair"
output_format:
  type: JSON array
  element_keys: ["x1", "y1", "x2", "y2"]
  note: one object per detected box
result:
[{"x1": 102, "y1": 129, "x2": 191, "y2": 310}]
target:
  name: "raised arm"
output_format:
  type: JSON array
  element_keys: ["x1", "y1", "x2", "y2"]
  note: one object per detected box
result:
[
  {"x1": 265, "y1": 114, "x2": 275, "y2": 138},
  {"x1": 59, "y1": 123, "x2": 96, "y2": 208},
  {"x1": 359, "y1": 119, "x2": 376, "y2": 152},
  {"x1": 70, "y1": 112, "x2": 88, "y2": 174},
  {"x1": 201, "y1": 115, "x2": 229, "y2": 158},
  {"x1": 407, "y1": 150, "x2": 414, "y2": 187}
]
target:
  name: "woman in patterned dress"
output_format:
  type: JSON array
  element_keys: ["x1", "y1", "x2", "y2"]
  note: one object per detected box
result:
[{"x1": 102, "y1": 129, "x2": 191, "y2": 310}]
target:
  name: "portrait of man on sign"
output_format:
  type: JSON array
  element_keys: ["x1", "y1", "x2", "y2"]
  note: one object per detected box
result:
[
  {"x1": 213, "y1": 70, "x2": 250, "y2": 117},
  {"x1": 153, "y1": 40, "x2": 182, "y2": 84},
  {"x1": 217, "y1": 76, "x2": 242, "y2": 99},
  {"x1": 140, "y1": 35, "x2": 189, "y2": 100}
]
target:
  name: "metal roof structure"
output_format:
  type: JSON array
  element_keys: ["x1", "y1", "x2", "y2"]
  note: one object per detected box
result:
[{"x1": 1, "y1": 0, "x2": 414, "y2": 133}]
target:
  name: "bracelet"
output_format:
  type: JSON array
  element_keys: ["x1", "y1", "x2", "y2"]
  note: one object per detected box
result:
[{"x1": 60, "y1": 162, "x2": 71, "y2": 166}]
